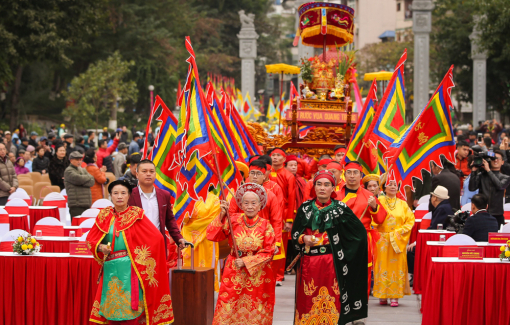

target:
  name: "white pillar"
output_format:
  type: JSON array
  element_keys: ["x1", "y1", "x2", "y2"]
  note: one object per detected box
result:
[
  {"x1": 470, "y1": 16, "x2": 487, "y2": 125},
  {"x1": 237, "y1": 11, "x2": 259, "y2": 100},
  {"x1": 411, "y1": 0, "x2": 434, "y2": 118}
]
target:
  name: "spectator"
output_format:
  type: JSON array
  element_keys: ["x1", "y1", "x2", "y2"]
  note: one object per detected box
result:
[
  {"x1": 129, "y1": 132, "x2": 141, "y2": 155},
  {"x1": 23, "y1": 150, "x2": 33, "y2": 172},
  {"x1": 58, "y1": 124, "x2": 66, "y2": 138},
  {"x1": 28, "y1": 131, "x2": 38, "y2": 147},
  {"x1": 17, "y1": 148, "x2": 25, "y2": 159},
  {"x1": 19, "y1": 137, "x2": 29, "y2": 151},
  {"x1": 64, "y1": 151, "x2": 95, "y2": 218},
  {"x1": 120, "y1": 125, "x2": 129, "y2": 143},
  {"x1": 14, "y1": 157, "x2": 29, "y2": 175},
  {"x1": 87, "y1": 131, "x2": 96, "y2": 149},
  {"x1": 113, "y1": 143, "x2": 128, "y2": 179},
  {"x1": 430, "y1": 158, "x2": 461, "y2": 211},
  {"x1": 467, "y1": 131, "x2": 478, "y2": 147},
  {"x1": 463, "y1": 194, "x2": 499, "y2": 241},
  {"x1": 428, "y1": 186, "x2": 453, "y2": 230},
  {"x1": 33, "y1": 146, "x2": 50, "y2": 174},
  {"x1": 0, "y1": 143, "x2": 18, "y2": 205},
  {"x1": 48, "y1": 145, "x2": 70, "y2": 190},
  {"x1": 455, "y1": 141, "x2": 472, "y2": 184},
  {"x1": 469, "y1": 150, "x2": 510, "y2": 227},
  {"x1": 84, "y1": 148, "x2": 108, "y2": 204},
  {"x1": 120, "y1": 153, "x2": 140, "y2": 187},
  {"x1": 3, "y1": 131, "x2": 17, "y2": 156},
  {"x1": 8, "y1": 152, "x2": 16, "y2": 165},
  {"x1": 101, "y1": 131, "x2": 109, "y2": 141},
  {"x1": 461, "y1": 156, "x2": 479, "y2": 206},
  {"x1": 18, "y1": 124, "x2": 27, "y2": 139},
  {"x1": 75, "y1": 136, "x2": 87, "y2": 153},
  {"x1": 97, "y1": 133, "x2": 120, "y2": 171},
  {"x1": 63, "y1": 134, "x2": 75, "y2": 157}
]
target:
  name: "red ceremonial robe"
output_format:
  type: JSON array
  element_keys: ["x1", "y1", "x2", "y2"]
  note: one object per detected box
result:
[
  {"x1": 335, "y1": 185, "x2": 388, "y2": 298},
  {"x1": 88, "y1": 206, "x2": 174, "y2": 325},
  {"x1": 206, "y1": 213, "x2": 276, "y2": 325}
]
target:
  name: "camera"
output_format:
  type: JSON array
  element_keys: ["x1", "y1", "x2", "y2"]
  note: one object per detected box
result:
[{"x1": 471, "y1": 145, "x2": 495, "y2": 168}]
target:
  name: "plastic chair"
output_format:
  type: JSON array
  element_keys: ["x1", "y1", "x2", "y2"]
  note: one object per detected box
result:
[
  {"x1": 0, "y1": 229, "x2": 29, "y2": 252},
  {"x1": 444, "y1": 234, "x2": 477, "y2": 245},
  {"x1": 4, "y1": 198, "x2": 30, "y2": 216},
  {"x1": 419, "y1": 212, "x2": 432, "y2": 229},
  {"x1": 79, "y1": 231, "x2": 89, "y2": 242},
  {"x1": 18, "y1": 178, "x2": 33, "y2": 187},
  {"x1": 33, "y1": 182, "x2": 51, "y2": 205},
  {"x1": 79, "y1": 218, "x2": 95, "y2": 234},
  {"x1": 0, "y1": 209, "x2": 9, "y2": 238},
  {"x1": 17, "y1": 174, "x2": 31, "y2": 179},
  {"x1": 461, "y1": 203, "x2": 472, "y2": 212},
  {"x1": 504, "y1": 203, "x2": 510, "y2": 221},
  {"x1": 414, "y1": 202, "x2": 429, "y2": 219},
  {"x1": 91, "y1": 199, "x2": 114, "y2": 209},
  {"x1": 81, "y1": 208, "x2": 101, "y2": 219},
  {"x1": 417, "y1": 195, "x2": 430, "y2": 205},
  {"x1": 42, "y1": 193, "x2": 68, "y2": 224},
  {"x1": 501, "y1": 223, "x2": 510, "y2": 233},
  {"x1": 41, "y1": 173, "x2": 50, "y2": 183},
  {"x1": 28, "y1": 172, "x2": 42, "y2": 184},
  {"x1": 40, "y1": 186, "x2": 61, "y2": 201},
  {"x1": 7, "y1": 191, "x2": 31, "y2": 206},
  {"x1": 32, "y1": 217, "x2": 64, "y2": 237},
  {"x1": 19, "y1": 185, "x2": 33, "y2": 198},
  {"x1": 15, "y1": 188, "x2": 28, "y2": 195}
]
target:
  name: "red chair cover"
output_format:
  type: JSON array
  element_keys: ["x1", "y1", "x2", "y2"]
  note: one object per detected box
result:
[
  {"x1": 0, "y1": 241, "x2": 13, "y2": 252},
  {"x1": 5, "y1": 206, "x2": 29, "y2": 215},
  {"x1": 8, "y1": 198, "x2": 31, "y2": 205},
  {"x1": 71, "y1": 217, "x2": 92, "y2": 226},
  {"x1": 28, "y1": 207, "x2": 59, "y2": 231},
  {"x1": 420, "y1": 219, "x2": 431, "y2": 229},
  {"x1": 42, "y1": 200, "x2": 67, "y2": 208},
  {"x1": 415, "y1": 209, "x2": 428, "y2": 219},
  {"x1": 0, "y1": 215, "x2": 8, "y2": 223},
  {"x1": 505, "y1": 211, "x2": 510, "y2": 220},
  {"x1": 32, "y1": 225, "x2": 64, "y2": 237}
]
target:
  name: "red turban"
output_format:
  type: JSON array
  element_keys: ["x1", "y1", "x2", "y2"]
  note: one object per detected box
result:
[
  {"x1": 249, "y1": 164, "x2": 266, "y2": 173},
  {"x1": 335, "y1": 147, "x2": 347, "y2": 155},
  {"x1": 285, "y1": 155, "x2": 298, "y2": 163},
  {"x1": 345, "y1": 161, "x2": 363, "y2": 172},
  {"x1": 271, "y1": 148, "x2": 286, "y2": 157},
  {"x1": 318, "y1": 158, "x2": 332, "y2": 166},
  {"x1": 311, "y1": 170, "x2": 337, "y2": 199},
  {"x1": 326, "y1": 161, "x2": 343, "y2": 171}
]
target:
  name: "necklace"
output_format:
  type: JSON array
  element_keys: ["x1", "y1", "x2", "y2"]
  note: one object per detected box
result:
[
  {"x1": 243, "y1": 215, "x2": 260, "y2": 228},
  {"x1": 386, "y1": 197, "x2": 397, "y2": 211}
]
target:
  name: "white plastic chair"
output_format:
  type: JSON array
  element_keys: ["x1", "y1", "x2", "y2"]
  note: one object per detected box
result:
[
  {"x1": 32, "y1": 217, "x2": 64, "y2": 237},
  {"x1": 81, "y1": 208, "x2": 100, "y2": 219},
  {"x1": 418, "y1": 195, "x2": 430, "y2": 205},
  {"x1": 42, "y1": 192, "x2": 68, "y2": 224},
  {"x1": 414, "y1": 202, "x2": 429, "y2": 219},
  {"x1": 4, "y1": 198, "x2": 30, "y2": 226},
  {"x1": 0, "y1": 208, "x2": 9, "y2": 238},
  {"x1": 444, "y1": 234, "x2": 477, "y2": 246},
  {"x1": 0, "y1": 229, "x2": 29, "y2": 251},
  {"x1": 79, "y1": 231, "x2": 89, "y2": 242},
  {"x1": 79, "y1": 218, "x2": 95, "y2": 234},
  {"x1": 15, "y1": 188, "x2": 28, "y2": 195},
  {"x1": 91, "y1": 199, "x2": 113, "y2": 209},
  {"x1": 8, "y1": 191, "x2": 31, "y2": 205},
  {"x1": 461, "y1": 203, "x2": 472, "y2": 212},
  {"x1": 500, "y1": 223, "x2": 510, "y2": 233}
]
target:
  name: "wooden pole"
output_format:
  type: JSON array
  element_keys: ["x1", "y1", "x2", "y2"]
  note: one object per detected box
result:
[{"x1": 278, "y1": 72, "x2": 283, "y2": 133}]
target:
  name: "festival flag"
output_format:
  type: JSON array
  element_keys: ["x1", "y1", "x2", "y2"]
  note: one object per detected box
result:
[
  {"x1": 386, "y1": 66, "x2": 455, "y2": 198},
  {"x1": 343, "y1": 79, "x2": 380, "y2": 175},
  {"x1": 299, "y1": 125, "x2": 316, "y2": 138},
  {"x1": 366, "y1": 49, "x2": 407, "y2": 167},
  {"x1": 229, "y1": 102, "x2": 261, "y2": 157},
  {"x1": 266, "y1": 97, "x2": 277, "y2": 120}
]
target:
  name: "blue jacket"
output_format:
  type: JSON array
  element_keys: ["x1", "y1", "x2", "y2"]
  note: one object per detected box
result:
[
  {"x1": 429, "y1": 199, "x2": 454, "y2": 230},
  {"x1": 463, "y1": 211, "x2": 499, "y2": 242},
  {"x1": 461, "y1": 175, "x2": 478, "y2": 206},
  {"x1": 128, "y1": 140, "x2": 140, "y2": 155}
]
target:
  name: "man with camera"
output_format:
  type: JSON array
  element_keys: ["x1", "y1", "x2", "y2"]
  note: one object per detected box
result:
[{"x1": 469, "y1": 150, "x2": 510, "y2": 227}]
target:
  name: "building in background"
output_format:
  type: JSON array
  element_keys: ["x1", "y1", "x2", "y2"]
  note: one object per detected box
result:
[
  {"x1": 395, "y1": 0, "x2": 413, "y2": 42},
  {"x1": 352, "y1": 0, "x2": 396, "y2": 49}
]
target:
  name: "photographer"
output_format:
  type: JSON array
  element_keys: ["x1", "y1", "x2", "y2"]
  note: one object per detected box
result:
[{"x1": 469, "y1": 150, "x2": 510, "y2": 227}]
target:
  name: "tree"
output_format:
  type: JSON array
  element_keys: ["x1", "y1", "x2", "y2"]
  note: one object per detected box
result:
[
  {"x1": 63, "y1": 52, "x2": 138, "y2": 129},
  {"x1": 0, "y1": 0, "x2": 108, "y2": 130}
]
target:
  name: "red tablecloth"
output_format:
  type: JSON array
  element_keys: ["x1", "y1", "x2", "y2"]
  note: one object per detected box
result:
[
  {"x1": 0, "y1": 254, "x2": 99, "y2": 325},
  {"x1": 29, "y1": 207, "x2": 59, "y2": 232},
  {"x1": 428, "y1": 244, "x2": 502, "y2": 259},
  {"x1": 409, "y1": 219, "x2": 422, "y2": 244},
  {"x1": 38, "y1": 238, "x2": 79, "y2": 253},
  {"x1": 413, "y1": 231, "x2": 455, "y2": 294},
  {"x1": 71, "y1": 217, "x2": 92, "y2": 226},
  {"x1": 422, "y1": 259, "x2": 510, "y2": 325},
  {"x1": 8, "y1": 215, "x2": 29, "y2": 232}
]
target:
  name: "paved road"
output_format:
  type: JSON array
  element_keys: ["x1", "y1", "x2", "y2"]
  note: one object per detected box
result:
[{"x1": 273, "y1": 275, "x2": 422, "y2": 325}]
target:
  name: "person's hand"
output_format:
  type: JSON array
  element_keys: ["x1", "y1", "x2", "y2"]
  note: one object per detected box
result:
[
  {"x1": 178, "y1": 238, "x2": 187, "y2": 250},
  {"x1": 502, "y1": 137, "x2": 509, "y2": 150},
  {"x1": 42, "y1": 170, "x2": 47, "y2": 174},
  {"x1": 99, "y1": 244, "x2": 111, "y2": 255},
  {"x1": 9, "y1": 187, "x2": 16, "y2": 194},
  {"x1": 407, "y1": 242, "x2": 416, "y2": 252},
  {"x1": 234, "y1": 258, "x2": 245, "y2": 268},
  {"x1": 303, "y1": 235, "x2": 318, "y2": 247},
  {"x1": 368, "y1": 196, "x2": 377, "y2": 209},
  {"x1": 482, "y1": 159, "x2": 490, "y2": 172},
  {"x1": 219, "y1": 200, "x2": 229, "y2": 219},
  {"x1": 413, "y1": 200, "x2": 419, "y2": 208},
  {"x1": 284, "y1": 222, "x2": 293, "y2": 232},
  {"x1": 100, "y1": 165, "x2": 107, "y2": 172},
  {"x1": 115, "y1": 132, "x2": 121, "y2": 140}
]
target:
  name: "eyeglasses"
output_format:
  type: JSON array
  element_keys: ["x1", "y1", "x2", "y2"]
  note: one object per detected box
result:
[
  {"x1": 249, "y1": 171, "x2": 264, "y2": 177},
  {"x1": 345, "y1": 170, "x2": 360, "y2": 176}
]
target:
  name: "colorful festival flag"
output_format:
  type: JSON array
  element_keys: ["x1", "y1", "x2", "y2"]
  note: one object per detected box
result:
[
  {"x1": 343, "y1": 79, "x2": 379, "y2": 175},
  {"x1": 386, "y1": 66, "x2": 456, "y2": 198}
]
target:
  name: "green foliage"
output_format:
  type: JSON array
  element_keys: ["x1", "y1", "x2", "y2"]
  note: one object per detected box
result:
[
  {"x1": 300, "y1": 58, "x2": 313, "y2": 84},
  {"x1": 62, "y1": 52, "x2": 138, "y2": 128}
]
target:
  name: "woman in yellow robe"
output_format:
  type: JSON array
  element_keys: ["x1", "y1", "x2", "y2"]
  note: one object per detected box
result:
[
  {"x1": 373, "y1": 177, "x2": 415, "y2": 307},
  {"x1": 182, "y1": 190, "x2": 221, "y2": 291}
]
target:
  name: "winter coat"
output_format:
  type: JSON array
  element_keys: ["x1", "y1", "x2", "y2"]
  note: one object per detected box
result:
[
  {"x1": 32, "y1": 156, "x2": 50, "y2": 174},
  {"x1": 0, "y1": 156, "x2": 18, "y2": 198},
  {"x1": 14, "y1": 158, "x2": 29, "y2": 175},
  {"x1": 48, "y1": 156, "x2": 70, "y2": 190},
  {"x1": 64, "y1": 164, "x2": 95, "y2": 208},
  {"x1": 86, "y1": 164, "x2": 107, "y2": 204}
]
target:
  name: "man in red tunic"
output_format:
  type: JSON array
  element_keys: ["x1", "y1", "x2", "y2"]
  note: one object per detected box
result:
[
  {"x1": 268, "y1": 148, "x2": 296, "y2": 284},
  {"x1": 335, "y1": 161, "x2": 388, "y2": 299}
]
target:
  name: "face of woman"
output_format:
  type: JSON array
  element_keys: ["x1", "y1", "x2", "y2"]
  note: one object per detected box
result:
[
  {"x1": 241, "y1": 192, "x2": 261, "y2": 218},
  {"x1": 111, "y1": 185, "x2": 130, "y2": 209},
  {"x1": 38, "y1": 148, "x2": 45, "y2": 157},
  {"x1": 315, "y1": 178, "x2": 334, "y2": 201},
  {"x1": 18, "y1": 159, "x2": 25, "y2": 166},
  {"x1": 385, "y1": 180, "x2": 398, "y2": 197},
  {"x1": 366, "y1": 180, "x2": 379, "y2": 196},
  {"x1": 56, "y1": 147, "x2": 66, "y2": 159}
]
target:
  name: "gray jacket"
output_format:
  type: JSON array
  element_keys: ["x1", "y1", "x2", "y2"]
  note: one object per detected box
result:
[
  {"x1": 0, "y1": 157, "x2": 18, "y2": 198},
  {"x1": 64, "y1": 164, "x2": 95, "y2": 208},
  {"x1": 469, "y1": 169, "x2": 510, "y2": 215},
  {"x1": 113, "y1": 153, "x2": 126, "y2": 179}
]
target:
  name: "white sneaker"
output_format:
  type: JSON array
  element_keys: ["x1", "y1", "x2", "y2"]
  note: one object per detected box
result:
[{"x1": 276, "y1": 281, "x2": 283, "y2": 286}]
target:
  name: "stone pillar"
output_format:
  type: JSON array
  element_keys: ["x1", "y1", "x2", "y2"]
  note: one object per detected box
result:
[
  {"x1": 295, "y1": 0, "x2": 314, "y2": 86},
  {"x1": 470, "y1": 16, "x2": 487, "y2": 125},
  {"x1": 237, "y1": 11, "x2": 259, "y2": 100},
  {"x1": 411, "y1": 0, "x2": 434, "y2": 118}
]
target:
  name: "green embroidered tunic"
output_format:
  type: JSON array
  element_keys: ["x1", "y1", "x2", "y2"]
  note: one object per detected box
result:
[{"x1": 99, "y1": 224, "x2": 144, "y2": 321}]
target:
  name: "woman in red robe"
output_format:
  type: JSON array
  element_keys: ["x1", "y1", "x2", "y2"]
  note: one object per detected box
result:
[
  {"x1": 88, "y1": 180, "x2": 174, "y2": 325},
  {"x1": 207, "y1": 183, "x2": 276, "y2": 325}
]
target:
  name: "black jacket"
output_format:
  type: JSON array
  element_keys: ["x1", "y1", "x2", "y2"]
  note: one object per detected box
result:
[
  {"x1": 48, "y1": 156, "x2": 70, "y2": 190},
  {"x1": 429, "y1": 200, "x2": 454, "y2": 230},
  {"x1": 429, "y1": 168, "x2": 461, "y2": 212},
  {"x1": 32, "y1": 156, "x2": 50, "y2": 174},
  {"x1": 75, "y1": 143, "x2": 87, "y2": 153},
  {"x1": 462, "y1": 211, "x2": 499, "y2": 242},
  {"x1": 469, "y1": 170, "x2": 510, "y2": 215},
  {"x1": 28, "y1": 139, "x2": 38, "y2": 147}
]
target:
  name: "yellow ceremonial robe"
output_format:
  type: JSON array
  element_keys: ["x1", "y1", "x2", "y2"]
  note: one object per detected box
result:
[
  {"x1": 373, "y1": 196, "x2": 415, "y2": 299},
  {"x1": 182, "y1": 192, "x2": 221, "y2": 291}
]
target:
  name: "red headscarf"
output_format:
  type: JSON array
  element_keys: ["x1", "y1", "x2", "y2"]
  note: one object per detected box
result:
[
  {"x1": 271, "y1": 148, "x2": 287, "y2": 157},
  {"x1": 310, "y1": 170, "x2": 337, "y2": 199}
]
